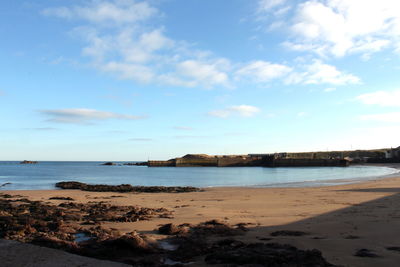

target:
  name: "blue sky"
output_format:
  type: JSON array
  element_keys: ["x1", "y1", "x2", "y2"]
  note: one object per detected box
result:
[{"x1": 1, "y1": 0, "x2": 400, "y2": 161}]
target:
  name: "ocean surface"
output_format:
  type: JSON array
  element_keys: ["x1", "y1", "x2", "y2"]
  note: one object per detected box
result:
[{"x1": 0, "y1": 161, "x2": 398, "y2": 190}]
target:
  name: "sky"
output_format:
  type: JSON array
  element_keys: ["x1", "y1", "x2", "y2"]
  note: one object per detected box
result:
[{"x1": 1, "y1": 0, "x2": 400, "y2": 161}]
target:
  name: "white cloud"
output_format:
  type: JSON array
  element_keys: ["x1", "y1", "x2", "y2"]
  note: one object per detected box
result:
[
  {"x1": 258, "y1": 0, "x2": 287, "y2": 12},
  {"x1": 42, "y1": 0, "x2": 157, "y2": 25},
  {"x1": 360, "y1": 112, "x2": 400, "y2": 123},
  {"x1": 176, "y1": 60, "x2": 230, "y2": 88},
  {"x1": 100, "y1": 61, "x2": 155, "y2": 83},
  {"x1": 234, "y1": 58, "x2": 359, "y2": 87},
  {"x1": 356, "y1": 89, "x2": 400, "y2": 107},
  {"x1": 285, "y1": 60, "x2": 361, "y2": 85},
  {"x1": 260, "y1": 0, "x2": 400, "y2": 58},
  {"x1": 235, "y1": 60, "x2": 292, "y2": 82},
  {"x1": 40, "y1": 108, "x2": 146, "y2": 124},
  {"x1": 208, "y1": 105, "x2": 261, "y2": 118},
  {"x1": 44, "y1": 1, "x2": 230, "y2": 89},
  {"x1": 43, "y1": 1, "x2": 361, "y2": 89}
]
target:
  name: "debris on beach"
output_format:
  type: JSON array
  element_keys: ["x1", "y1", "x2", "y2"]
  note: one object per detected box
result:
[{"x1": 55, "y1": 181, "x2": 200, "y2": 193}]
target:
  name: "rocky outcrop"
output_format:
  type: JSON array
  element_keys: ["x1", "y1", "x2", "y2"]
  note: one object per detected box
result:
[
  {"x1": 20, "y1": 160, "x2": 38, "y2": 164},
  {"x1": 0, "y1": 193, "x2": 172, "y2": 266},
  {"x1": 55, "y1": 181, "x2": 200, "y2": 193},
  {"x1": 101, "y1": 162, "x2": 117, "y2": 166}
]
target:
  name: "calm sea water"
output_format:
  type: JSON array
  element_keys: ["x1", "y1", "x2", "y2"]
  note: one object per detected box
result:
[{"x1": 0, "y1": 161, "x2": 398, "y2": 190}]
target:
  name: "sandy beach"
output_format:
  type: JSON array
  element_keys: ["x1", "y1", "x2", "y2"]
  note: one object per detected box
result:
[{"x1": 2, "y1": 167, "x2": 400, "y2": 266}]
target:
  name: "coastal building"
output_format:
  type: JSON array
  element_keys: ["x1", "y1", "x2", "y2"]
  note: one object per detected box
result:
[{"x1": 385, "y1": 147, "x2": 400, "y2": 159}]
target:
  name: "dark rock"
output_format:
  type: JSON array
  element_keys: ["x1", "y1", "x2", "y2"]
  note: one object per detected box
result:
[
  {"x1": 257, "y1": 237, "x2": 273, "y2": 241},
  {"x1": 0, "y1": 197, "x2": 170, "y2": 241},
  {"x1": 20, "y1": 160, "x2": 38, "y2": 164},
  {"x1": 344, "y1": 235, "x2": 360, "y2": 239},
  {"x1": 0, "y1": 182, "x2": 11, "y2": 188},
  {"x1": 192, "y1": 220, "x2": 247, "y2": 237},
  {"x1": 203, "y1": 219, "x2": 225, "y2": 225},
  {"x1": 49, "y1": 197, "x2": 75, "y2": 201},
  {"x1": 386, "y1": 246, "x2": 400, "y2": 252},
  {"x1": 55, "y1": 181, "x2": 200, "y2": 193},
  {"x1": 169, "y1": 236, "x2": 210, "y2": 262},
  {"x1": 160, "y1": 221, "x2": 249, "y2": 263},
  {"x1": 158, "y1": 224, "x2": 189, "y2": 235},
  {"x1": 77, "y1": 232, "x2": 160, "y2": 264},
  {"x1": 270, "y1": 230, "x2": 309, "y2": 236},
  {"x1": 205, "y1": 242, "x2": 336, "y2": 266},
  {"x1": 31, "y1": 235, "x2": 78, "y2": 251},
  {"x1": 0, "y1": 194, "x2": 14, "y2": 198},
  {"x1": 101, "y1": 162, "x2": 117, "y2": 166},
  {"x1": 354, "y1": 248, "x2": 381, "y2": 258}
]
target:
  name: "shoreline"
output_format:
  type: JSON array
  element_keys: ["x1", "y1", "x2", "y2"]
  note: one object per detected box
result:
[
  {"x1": 3, "y1": 174, "x2": 400, "y2": 265},
  {"x1": 1, "y1": 163, "x2": 399, "y2": 191}
]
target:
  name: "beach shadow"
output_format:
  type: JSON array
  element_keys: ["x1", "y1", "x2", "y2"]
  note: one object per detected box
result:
[
  {"x1": 241, "y1": 190, "x2": 400, "y2": 266},
  {"x1": 337, "y1": 188, "x2": 400, "y2": 193}
]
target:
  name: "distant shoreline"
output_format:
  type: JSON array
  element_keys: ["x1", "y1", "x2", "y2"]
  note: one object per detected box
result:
[{"x1": 1, "y1": 163, "x2": 399, "y2": 191}]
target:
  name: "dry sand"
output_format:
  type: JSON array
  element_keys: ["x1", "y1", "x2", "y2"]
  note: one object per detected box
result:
[{"x1": 3, "y1": 168, "x2": 400, "y2": 266}]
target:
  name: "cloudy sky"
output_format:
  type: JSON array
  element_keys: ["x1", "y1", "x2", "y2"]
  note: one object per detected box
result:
[{"x1": 1, "y1": 0, "x2": 400, "y2": 160}]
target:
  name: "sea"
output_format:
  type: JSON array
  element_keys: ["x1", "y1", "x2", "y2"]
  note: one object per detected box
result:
[{"x1": 0, "y1": 161, "x2": 398, "y2": 190}]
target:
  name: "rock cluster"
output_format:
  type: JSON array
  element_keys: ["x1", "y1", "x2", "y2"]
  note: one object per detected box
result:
[
  {"x1": 20, "y1": 160, "x2": 38, "y2": 164},
  {"x1": 0, "y1": 194, "x2": 172, "y2": 265},
  {"x1": 155, "y1": 221, "x2": 335, "y2": 266},
  {"x1": 205, "y1": 240, "x2": 336, "y2": 266},
  {"x1": 55, "y1": 181, "x2": 200, "y2": 193},
  {"x1": 0, "y1": 194, "x2": 170, "y2": 242}
]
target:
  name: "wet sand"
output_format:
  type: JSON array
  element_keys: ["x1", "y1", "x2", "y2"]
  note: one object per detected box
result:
[{"x1": 3, "y1": 167, "x2": 400, "y2": 266}]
